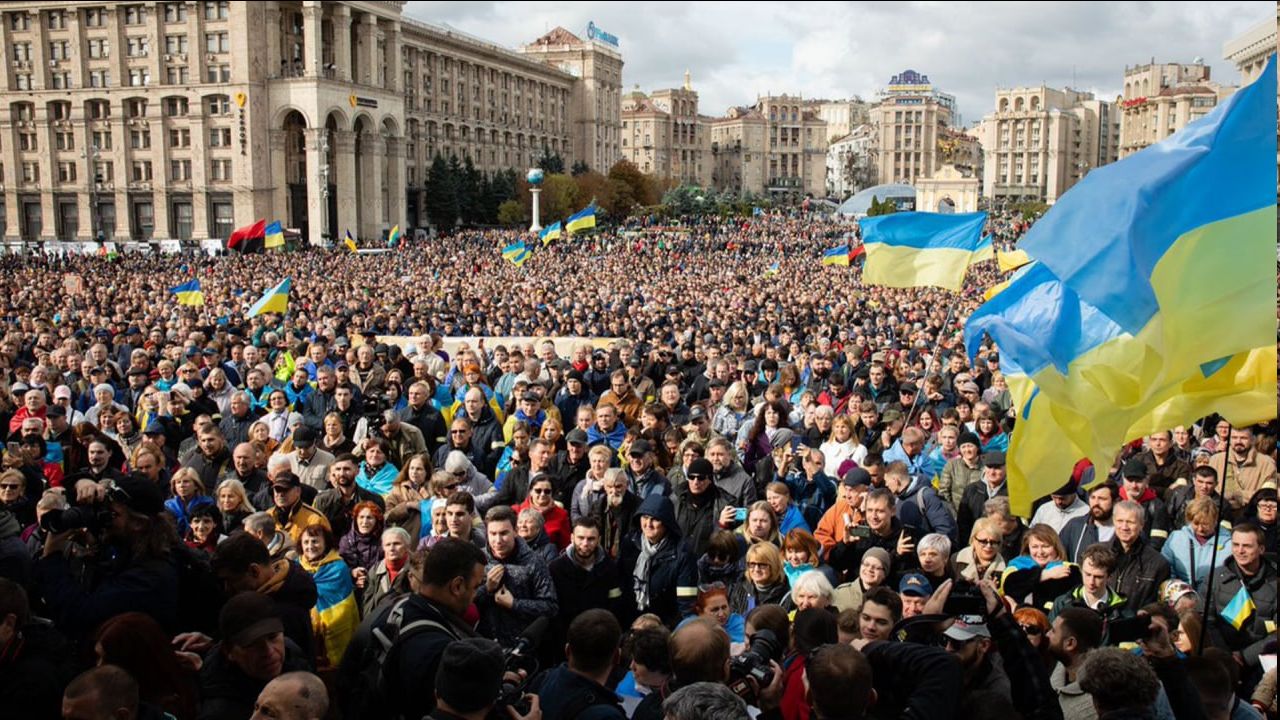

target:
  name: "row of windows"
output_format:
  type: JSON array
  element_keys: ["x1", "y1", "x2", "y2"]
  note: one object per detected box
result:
[
  {"x1": 5, "y1": 196, "x2": 238, "y2": 242},
  {"x1": 7, "y1": 95, "x2": 238, "y2": 125},
  {"x1": 8, "y1": 157, "x2": 233, "y2": 184},
  {"x1": 9, "y1": 63, "x2": 232, "y2": 90},
  {"x1": 6, "y1": 3, "x2": 229, "y2": 32}
]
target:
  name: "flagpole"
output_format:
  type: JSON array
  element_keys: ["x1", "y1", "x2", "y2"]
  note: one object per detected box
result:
[
  {"x1": 905, "y1": 294, "x2": 957, "y2": 423},
  {"x1": 1198, "y1": 418, "x2": 1232, "y2": 655}
]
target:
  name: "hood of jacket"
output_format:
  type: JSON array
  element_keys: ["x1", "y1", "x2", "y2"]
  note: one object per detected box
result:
[{"x1": 636, "y1": 493, "x2": 682, "y2": 540}]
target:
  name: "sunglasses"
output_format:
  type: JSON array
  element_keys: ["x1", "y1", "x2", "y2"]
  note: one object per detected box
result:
[
  {"x1": 1019, "y1": 624, "x2": 1044, "y2": 636},
  {"x1": 0, "y1": 483, "x2": 21, "y2": 490},
  {"x1": 531, "y1": 488, "x2": 552, "y2": 495},
  {"x1": 974, "y1": 538, "x2": 1000, "y2": 546}
]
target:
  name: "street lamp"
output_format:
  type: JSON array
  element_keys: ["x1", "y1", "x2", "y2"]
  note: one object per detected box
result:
[
  {"x1": 81, "y1": 143, "x2": 102, "y2": 243},
  {"x1": 319, "y1": 132, "x2": 330, "y2": 247}
]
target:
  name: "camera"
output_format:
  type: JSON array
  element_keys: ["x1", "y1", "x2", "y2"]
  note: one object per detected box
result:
[
  {"x1": 943, "y1": 580, "x2": 987, "y2": 616},
  {"x1": 40, "y1": 504, "x2": 111, "y2": 534},
  {"x1": 1107, "y1": 615, "x2": 1154, "y2": 644},
  {"x1": 727, "y1": 628, "x2": 782, "y2": 703},
  {"x1": 361, "y1": 393, "x2": 388, "y2": 422},
  {"x1": 491, "y1": 616, "x2": 547, "y2": 718}
]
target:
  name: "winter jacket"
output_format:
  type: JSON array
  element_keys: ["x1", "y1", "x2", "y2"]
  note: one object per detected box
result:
[
  {"x1": 465, "y1": 405, "x2": 506, "y2": 475},
  {"x1": 621, "y1": 494, "x2": 699, "y2": 627},
  {"x1": 474, "y1": 537, "x2": 559, "y2": 644},
  {"x1": 1110, "y1": 535, "x2": 1171, "y2": 613},
  {"x1": 1160, "y1": 525, "x2": 1231, "y2": 587},
  {"x1": 33, "y1": 546, "x2": 180, "y2": 642},
  {"x1": 730, "y1": 577, "x2": 790, "y2": 615},
  {"x1": 256, "y1": 558, "x2": 320, "y2": 661},
  {"x1": 714, "y1": 460, "x2": 757, "y2": 507},
  {"x1": 399, "y1": 402, "x2": 448, "y2": 457},
  {"x1": 627, "y1": 466, "x2": 671, "y2": 500},
  {"x1": 957, "y1": 480, "x2": 1007, "y2": 548},
  {"x1": 359, "y1": 557, "x2": 411, "y2": 618},
  {"x1": 784, "y1": 470, "x2": 837, "y2": 530},
  {"x1": 197, "y1": 638, "x2": 310, "y2": 720},
  {"x1": 1202, "y1": 557, "x2": 1278, "y2": 666},
  {"x1": 314, "y1": 485, "x2": 386, "y2": 539},
  {"x1": 1048, "y1": 585, "x2": 1131, "y2": 625},
  {"x1": 1059, "y1": 515, "x2": 1110, "y2": 565},
  {"x1": 672, "y1": 483, "x2": 734, "y2": 558},
  {"x1": 895, "y1": 477, "x2": 957, "y2": 543},
  {"x1": 529, "y1": 663, "x2": 628, "y2": 720},
  {"x1": 549, "y1": 545, "x2": 623, "y2": 653},
  {"x1": 338, "y1": 525, "x2": 383, "y2": 573}
]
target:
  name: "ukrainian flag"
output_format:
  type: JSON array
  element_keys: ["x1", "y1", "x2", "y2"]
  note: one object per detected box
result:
[
  {"x1": 301, "y1": 550, "x2": 360, "y2": 669},
  {"x1": 997, "y1": 248, "x2": 1032, "y2": 273},
  {"x1": 859, "y1": 211, "x2": 987, "y2": 291},
  {"x1": 764, "y1": 261, "x2": 780, "y2": 277},
  {"x1": 964, "y1": 58, "x2": 1278, "y2": 514},
  {"x1": 821, "y1": 245, "x2": 850, "y2": 266},
  {"x1": 969, "y1": 235, "x2": 995, "y2": 265},
  {"x1": 502, "y1": 242, "x2": 531, "y2": 267},
  {"x1": 246, "y1": 277, "x2": 291, "y2": 317},
  {"x1": 566, "y1": 204, "x2": 597, "y2": 233},
  {"x1": 540, "y1": 222, "x2": 562, "y2": 246},
  {"x1": 170, "y1": 279, "x2": 204, "y2": 307},
  {"x1": 1221, "y1": 585, "x2": 1256, "y2": 631},
  {"x1": 387, "y1": 225, "x2": 402, "y2": 248},
  {"x1": 343, "y1": 229, "x2": 357, "y2": 252},
  {"x1": 263, "y1": 220, "x2": 285, "y2": 249}
]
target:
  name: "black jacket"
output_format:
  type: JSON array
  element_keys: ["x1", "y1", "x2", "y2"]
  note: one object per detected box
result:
[
  {"x1": 671, "y1": 483, "x2": 733, "y2": 558},
  {"x1": 197, "y1": 638, "x2": 310, "y2": 720},
  {"x1": 0, "y1": 620, "x2": 75, "y2": 720},
  {"x1": 1110, "y1": 535, "x2": 1171, "y2": 613},
  {"x1": 529, "y1": 663, "x2": 627, "y2": 720},
  {"x1": 1202, "y1": 557, "x2": 1278, "y2": 665},
  {"x1": 465, "y1": 405, "x2": 506, "y2": 476},
  {"x1": 260, "y1": 559, "x2": 320, "y2": 662},
  {"x1": 620, "y1": 494, "x2": 698, "y2": 627},
  {"x1": 1059, "y1": 514, "x2": 1104, "y2": 564},
  {"x1": 549, "y1": 545, "x2": 622, "y2": 640},
  {"x1": 957, "y1": 481, "x2": 1007, "y2": 547},
  {"x1": 399, "y1": 402, "x2": 447, "y2": 457},
  {"x1": 388, "y1": 594, "x2": 477, "y2": 720}
]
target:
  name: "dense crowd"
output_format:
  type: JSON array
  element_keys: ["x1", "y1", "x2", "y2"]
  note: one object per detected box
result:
[{"x1": 0, "y1": 210, "x2": 1274, "y2": 720}]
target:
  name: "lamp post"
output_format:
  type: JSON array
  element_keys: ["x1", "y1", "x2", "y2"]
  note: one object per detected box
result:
[
  {"x1": 526, "y1": 167, "x2": 544, "y2": 232},
  {"x1": 81, "y1": 143, "x2": 102, "y2": 243},
  {"x1": 319, "y1": 132, "x2": 330, "y2": 247}
]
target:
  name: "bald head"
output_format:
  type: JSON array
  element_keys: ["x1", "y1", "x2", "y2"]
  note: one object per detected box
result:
[
  {"x1": 670, "y1": 617, "x2": 731, "y2": 685},
  {"x1": 251, "y1": 671, "x2": 328, "y2": 720}
]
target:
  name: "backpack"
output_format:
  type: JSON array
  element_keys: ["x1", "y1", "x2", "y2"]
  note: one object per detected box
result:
[{"x1": 342, "y1": 594, "x2": 457, "y2": 720}]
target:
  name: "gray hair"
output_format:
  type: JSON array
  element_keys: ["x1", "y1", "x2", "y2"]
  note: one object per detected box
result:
[
  {"x1": 918, "y1": 533, "x2": 952, "y2": 558},
  {"x1": 243, "y1": 511, "x2": 277, "y2": 535},
  {"x1": 662, "y1": 682, "x2": 750, "y2": 720},
  {"x1": 517, "y1": 507, "x2": 545, "y2": 531},
  {"x1": 381, "y1": 526, "x2": 411, "y2": 546},
  {"x1": 1114, "y1": 500, "x2": 1145, "y2": 524},
  {"x1": 983, "y1": 495, "x2": 1012, "y2": 519},
  {"x1": 790, "y1": 569, "x2": 834, "y2": 604},
  {"x1": 444, "y1": 450, "x2": 472, "y2": 474}
]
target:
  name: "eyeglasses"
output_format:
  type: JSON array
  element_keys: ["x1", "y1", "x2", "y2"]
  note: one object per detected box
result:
[
  {"x1": 449, "y1": 430, "x2": 468, "y2": 436},
  {"x1": 531, "y1": 488, "x2": 552, "y2": 495},
  {"x1": 974, "y1": 538, "x2": 1000, "y2": 546},
  {"x1": 1019, "y1": 624, "x2": 1044, "y2": 636},
  {"x1": 746, "y1": 562, "x2": 770, "y2": 570},
  {"x1": 687, "y1": 474, "x2": 710, "y2": 482}
]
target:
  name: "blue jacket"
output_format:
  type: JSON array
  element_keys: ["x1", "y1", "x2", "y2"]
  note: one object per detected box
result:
[
  {"x1": 164, "y1": 494, "x2": 216, "y2": 536},
  {"x1": 895, "y1": 478, "x2": 958, "y2": 543},
  {"x1": 1161, "y1": 525, "x2": 1231, "y2": 587},
  {"x1": 785, "y1": 470, "x2": 836, "y2": 530},
  {"x1": 622, "y1": 494, "x2": 699, "y2": 627},
  {"x1": 778, "y1": 504, "x2": 811, "y2": 536}
]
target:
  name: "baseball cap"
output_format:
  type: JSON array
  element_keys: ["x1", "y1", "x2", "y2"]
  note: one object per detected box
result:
[
  {"x1": 627, "y1": 356, "x2": 643, "y2": 368},
  {"x1": 53, "y1": 385, "x2": 72, "y2": 400},
  {"x1": 957, "y1": 381, "x2": 980, "y2": 395},
  {"x1": 1121, "y1": 458, "x2": 1148, "y2": 479},
  {"x1": 271, "y1": 471, "x2": 302, "y2": 490},
  {"x1": 664, "y1": 365, "x2": 681, "y2": 377},
  {"x1": 708, "y1": 378, "x2": 727, "y2": 389},
  {"x1": 898, "y1": 382, "x2": 918, "y2": 395},
  {"x1": 982, "y1": 451, "x2": 1006, "y2": 468},
  {"x1": 46, "y1": 405, "x2": 66, "y2": 419},
  {"x1": 770, "y1": 428, "x2": 795, "y2": 451},
  {"x1": 435, "y1": 638, "x2": 506, "y2": 714},
  {"x1": 841, "y1": 467, "x2": 871, "y2": 487},
  {"x1": 293, "y1": 426, "x2": 317, "y2": 449},
  {"x1": 220, "y1": 592, "x2": 285, "y2": 648},
  {"x1": 629, "y1": 439, "x2": 652, "y2": 457},
  {"x1": 688, "y1": 406, "x2": 708, "y2": 423},
  {"x1": 943, "y1": 616, "x2": 991, "y2": 641},
  {"x1": 898, "y1": 573, "x2": 933, "y2": 598},
  {"x1": 565, "y1": 428, "x2": 589, "y2": 447},
  {"x1": 686, "y1": 458, "x2": 714, "y2": 480}
]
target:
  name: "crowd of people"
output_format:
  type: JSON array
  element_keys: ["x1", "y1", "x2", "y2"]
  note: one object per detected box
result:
[{"x1": 0, "y1": 209, "x2": 1274, "y2": 720}]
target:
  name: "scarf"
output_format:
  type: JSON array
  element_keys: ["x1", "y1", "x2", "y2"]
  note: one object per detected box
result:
[{"x1": 633, "y1": 535, "x2": 667, "y2": 610}]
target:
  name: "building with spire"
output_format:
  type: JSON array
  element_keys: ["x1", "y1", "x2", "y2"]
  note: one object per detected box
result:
[{"x1": 620, "y1": 71, "x2": 710, "y2": 186}]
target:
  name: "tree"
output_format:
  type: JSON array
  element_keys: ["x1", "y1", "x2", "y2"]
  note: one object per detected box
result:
[
  {"x1": 574, "y1": 171, "x2": 613, "y2": 216},
  {"x1": 537, "y1": 148, "x2": 565, "y2": 175},
  {"x1": 458, "y1": 156, "x2": 481, "y2": 224},
  {"x1": 608, "y1": 159, "x2": 657, "y2": 212},
  {"x1": 570, "y1": 160, "x2": 590, "y2": 176},
  {"x1": 425, "y1": 154, "x2": 459, "y2": 234},
  {"x1": 497, "y1": 199, "x2": 525, "y2": 226},
  {"x1": 541, "y1": 174, "x2": 580, "y2": 222},
  {"x1": 866, "y1": 195, "x2": 898, "y2": 217}
]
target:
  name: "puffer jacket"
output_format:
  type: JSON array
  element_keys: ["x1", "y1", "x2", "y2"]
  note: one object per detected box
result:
[
  {"x1": 713, "y1": 460, "x2": 757, "y2": 507},
  {"x1": 474, "y1": 537, "x2": 558, "y2": 644},
  {"x1": 1202, "y1": 556, "x2": 1278, "y2": 665}
]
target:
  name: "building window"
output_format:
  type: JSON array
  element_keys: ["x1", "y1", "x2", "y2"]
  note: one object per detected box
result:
[
  {"x1": 58, "y1": 162, "x2": 76, "y2": 183},
  {"x1": 12, "y1": 42, "x2": 31, "y2": 62},
  {"x1": 128, "y1": 68, "x2": 151, "y2": 86},
  {"x1": 204, "y1": 1, "x2": 230, "y2": 20},
  {"x1": 88, "y1": 39, "x2": 110, "y2": 59},
  {"x1": 130, "y1": 130, "x2": 151, "y2": 149},
  {"x1": 84, "y1": 8, "x2": 106, "y2": 27},
  {"x1": 127, "y1": 36, "x2": 150, "y2": 57},
  {"x1": 9, "y1": 13, "x2": 30, "y2": 31},
  {"x1": 172, "y1": 201, "x2": 193, "y2": 239},
  {"x1": 51, "y1": 72, "x2": 71, "y2": 89},
  {"x1": 164, "y1": 97, "x2": 190, "y2": 116},
  {"x1": 209, "y1": 127, "x2": 231, "y2": 147},
  {"x1": 166, "y1": 66, "x2": 190, "y2": 84},
  {"x1": 89, "y1": 70, "x2": 111, "y2": 88},
  {"x1": 132, "y1": 201, "x2": 154, "y2": 239},
  {"x1": 49, "y1": 40, "x2": 70, "y2": 60},
  {"x1": 94, "y1": 161, "x2": 113, "y2": 183},
  {"x1": 205, "y1": 32, "x2": 229, "y2": 54},
  {"x1": 164, "y1": 2, "x2": 188, "y2": 23},
  {"x1": 18, "y1": 132, "x2": 37, "y2": 151},
  {"x1": 169, "y1": 128, "x2": 190, "y2": 147},
  {"x1": 92, "y1": 131, "x2": 112, "y2": 150},
  {"x1": 14, "y1": 74, "x2": 31, "y2": 90},
  {"x1": 169, "y1": 159, "x2": 191, "y2": 181},
  {"x1": 126, "y1": 98, "x2": 148, "y2": 118},
  {"x1": 21, "y1": 162, "x2": 39, "y2": 183},
  {"x1": 211, "y1": 201, "x2": 233, "y2": 237},
  {"x1": 131, "y1": 161, "x2": 153, "y2": 182},
  {"x1": 166, "y1": 35, "x2": 189, "y2": 54},
  {"x1": 205, "y1": 95, "x2": 230, "y2": 116},
  {"x1": 46, "y1": 10, "x2": 65, "y2": 30},
  {"x1": 124, "y1": 5, "x2": 147, "y2": 25},
  {"x1": 205, "y1": 64, "x2": 231, "y2": 83},
  {"x1": 55, "y1": 131, "x2": 74, "y2": 150},
  {"x1": 210, "y1": 158, "x2": 232, "y2": 181}
]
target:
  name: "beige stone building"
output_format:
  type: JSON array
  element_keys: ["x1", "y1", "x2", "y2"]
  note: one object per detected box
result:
[
  {"x1": 809, "y1": 97, "x2": 870, "y2": 144},
  {"x1": 520, "y1": 26, "x2": 622, "y2": 175},
  {"x1": 709, "y1": 94, "x2": 827, "y2": 200},
  {"x1": 1222, "y1": 15, "x2": 1276, "y2": 85},
  {"x1": 0, "y1": 2, "x2": 622, "y2": 244},
  {"x1": 825, "y1": 124, "x2": 876, "y2": 199},
  {"x1": 1118, "y1": 60, "x2": 1233, "y2": 158},
  {"x1": 974, "y1": 86, "x2": 1118, "y2": 204},
  {"x1": 620, "y1": 72, "x2": 710, "y2": 186},
  {"x1": 868, "y1": 70, "x2": 956, "y2": 186}
]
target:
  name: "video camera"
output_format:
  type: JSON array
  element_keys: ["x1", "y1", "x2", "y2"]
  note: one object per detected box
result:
[
  {"x1": 491, "y1": 616, "x2": 548, "y2": 719},
  {"x1": 727, "y1": 628, "x2": 783, "y2": 704},
  {"x1": 40, "y1": 502, "x2": 112, "y2": 534}
]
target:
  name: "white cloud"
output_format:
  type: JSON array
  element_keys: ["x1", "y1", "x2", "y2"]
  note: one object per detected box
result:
[{"x1": 403, "y1": 1, "x2": 1272, "y2": 126}]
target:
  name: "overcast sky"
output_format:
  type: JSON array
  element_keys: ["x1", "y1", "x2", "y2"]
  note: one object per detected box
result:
[{"x1": 403, "y1": 1, "x2": 1272, "y2": 127}]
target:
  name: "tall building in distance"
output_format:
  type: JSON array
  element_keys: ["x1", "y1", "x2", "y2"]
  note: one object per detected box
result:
[
  {"x1": 1117, "y1": 60, "x2": 1233, "y2": 158},
  {"x1": 0, "y1": 2, "x2": 624, "y2": 244},
  {"x1": 709, "y1": 94, "x2": 827, "y2": 200},
  {"x1": 520, "y1": 25, "x2": 623, "y2": 174},
  {"x1": 1222, "y1": 15, "x2": 1276, "y2": 85},
  {"x1": 620, "y1": 71, "x2": 710, "y2": 187},
  {"x1": 973, "y1": 86, "x2": 1118, "y2": 204},
  {"x1": 808, "y1": 97, "x2": 871, "y2": 144},
  {"x1": 867, "y1": 70, "x2": 955, "y2": 186},
  {"x1": 825, "y1": 124, "x2": 876, "y2": 199}
]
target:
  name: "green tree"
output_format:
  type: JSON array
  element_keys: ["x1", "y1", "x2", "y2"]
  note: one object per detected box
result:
[
  {"x1": 537, "y1": 148, "x2": 565, "y2": 175},
  {"x1": 497, "y1": 199, "x2": 525, "y2": 226},
  {"x1": 608, "y1": 159, "x2": 656, "y2": 213},
  {"x1": 458, "y1": 156, "x2": 481, "y2": 224},
  {"x1": 571, "y1": 160, "x2": 590, "y2": 176},
  {"x1": 541, "y1": 173, "x2": 580, "y2": 222},
  {"x1": 425, "y1": 154, "x2": 459, "y2": 233},
  {"x1": 867, "y1": 195, "x2": 899, "y2": 217}
]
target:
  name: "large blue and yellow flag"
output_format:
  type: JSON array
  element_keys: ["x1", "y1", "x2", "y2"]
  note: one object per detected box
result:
[
  {"x1": 821, "y1": 245, "x2": 850, "y2": 266},
  {"x1": 540, "y1": 221, "x2": 562, "y2": 246},
  {"x1": 859, "y1": 211, "x2": 987, "y2": 291},
  {"x1": 965, "y1": 57, "x2": 1278, "y2": 514},
  {"x1": 997, "y1": 248, "x2": 1032, "y2": 273},
  {"x1": 764, "y1": 261, "x2": 780, "y2": 278},
  {"x1": 566, "y1": 204, "x2": 597, "y2": 233},
  {"x1": 263, "y1": 220, "x2": 285, "y2": 249},
  {"x1": 969, "y1": 235, "x2": 995, "y2": 265},
  {"x1": 170, "y1": 279, "x2": 204, "y2": 307},
  {"x1": 302, "y1": 551, "x2": 360, "y2": 669},
  {"x1": 246, "y1": 277, "x2": 291, "y2": 317},
  {"x1": 502, "y1": 241, "x2": 531, "y2": 267}
]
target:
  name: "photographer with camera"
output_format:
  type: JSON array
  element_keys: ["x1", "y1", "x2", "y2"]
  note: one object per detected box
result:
[
  {"x1": 528, "y1": 609, "x2": 627, "y2": 720},
  {"x1": 426, "y1": 637, "x2": 543, "y2": 720},
  {"x1": 356, "y1": 409, "x2": 426, "y2": 469},
  {"x1": 33, "y1": 475, "x2": 182, "y2": 641}
]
